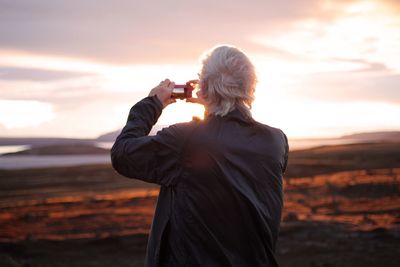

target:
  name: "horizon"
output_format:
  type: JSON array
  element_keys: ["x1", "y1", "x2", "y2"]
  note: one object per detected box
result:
[
  {"x1": 1, "y1": 0, "x2": 400, "y2": 139},
  {"x1": 0, "y1": 128, "x2": 400, "y2": 141}
]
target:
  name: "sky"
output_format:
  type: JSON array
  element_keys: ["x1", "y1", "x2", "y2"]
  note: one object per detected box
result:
[{"x1": 0, "y1": 0, "x2": 399, "y2": 139}]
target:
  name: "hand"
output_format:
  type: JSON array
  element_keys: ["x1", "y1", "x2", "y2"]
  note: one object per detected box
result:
[
  {"x1": 148, "y1": 79, "x2": 176, "y2": 108},
  {"x1": 186, "y1": 89, "x2": 206, "y2": 106}
]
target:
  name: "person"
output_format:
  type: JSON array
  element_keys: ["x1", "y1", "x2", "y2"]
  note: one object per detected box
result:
[{"x1": 111, "y1": 45, "x2": 289, "y2": 267}]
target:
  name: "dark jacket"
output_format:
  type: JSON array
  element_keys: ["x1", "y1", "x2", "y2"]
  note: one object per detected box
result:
[{"x1": 111, "y1": 96, "x2": 289, "y2": 267}]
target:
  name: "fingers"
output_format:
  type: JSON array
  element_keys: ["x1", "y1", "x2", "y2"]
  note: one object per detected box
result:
[
  {"x1": 159, "y1": 79, "x2": 171, "y2": 87},
  {"x1": 186, "y1": 79, "x2": 199, "y2": 86},
  {"x1": 167, "y1": 80, "x2": 175, "y2": 90},
  {"x1": 166, "y1": 98, "x2": 176, "y2": 105},
  {"x1": 185, "y1": 98, "x2": 197, "y2": 103},
  {"x1": 150, "y1": 79, "x2": 174, "y2": 100},
  {"x1": 159, "y1": 79, "x2": 174, "y2": 89},
  {"x1": 185, "y1": 97, "x2": 205, "y2": 105}
]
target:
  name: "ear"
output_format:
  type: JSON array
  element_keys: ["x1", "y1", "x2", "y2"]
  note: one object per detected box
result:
[{"x1": 199, "y1": 80, "x2": 207, "y2": 94}]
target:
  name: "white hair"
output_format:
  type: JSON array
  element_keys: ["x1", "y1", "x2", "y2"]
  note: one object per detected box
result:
[{"x1": 199, "y1": 45, "x2": 257, "y2": 117}]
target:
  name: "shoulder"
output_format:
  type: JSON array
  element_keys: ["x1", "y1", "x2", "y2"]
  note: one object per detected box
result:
[
  {"x1": 153, "y1": 118, "x2": 202, "y2": 140},
  {"x1": 252, "y1": 120, "x2": 289, "y2": 149},
  {"x1": 252, "y1": 120, "x2": 286, "y2": 138}
]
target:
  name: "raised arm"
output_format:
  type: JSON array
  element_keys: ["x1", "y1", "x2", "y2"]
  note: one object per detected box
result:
[{"x1": 110, "y1": 79, "x2": 182, "y2": 186}]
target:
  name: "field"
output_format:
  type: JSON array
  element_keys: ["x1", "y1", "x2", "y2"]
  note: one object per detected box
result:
[{"x1": 0, "y1": 142, "x2": 399, "y2": 266}]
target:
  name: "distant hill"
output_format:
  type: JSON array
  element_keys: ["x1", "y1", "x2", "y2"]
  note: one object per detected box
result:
[
  {"x1": 96, "y1": 125, "x2": 167, "y2": 142},
  {"x1": 2, "y1": 144, "x2": 109, "y2": 156},
  {"x1": 339, "y1": 131, "x2": 400, "y2": 142},
  {"x1": 286, "y1": 141, "x2": 400, "y2": 178},
  {"x1": 96, "y1": 130, "x2": 120, "y2": 142}
]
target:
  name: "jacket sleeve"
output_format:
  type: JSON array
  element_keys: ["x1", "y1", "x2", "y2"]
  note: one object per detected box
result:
[
  {"x1": 282, "y1": 131, "x2": 289, "y2": 174},
  {"x1": 110, "y1": 96, "x2": 183, "y2": 186}
]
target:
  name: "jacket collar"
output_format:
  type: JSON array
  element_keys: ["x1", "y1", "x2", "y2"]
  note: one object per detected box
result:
[{"x1": 206, "y1": 108, "x2": 254, "y2": 124}]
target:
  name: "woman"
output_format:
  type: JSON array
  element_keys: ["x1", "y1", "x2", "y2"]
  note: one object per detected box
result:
[{"x1": 111, "y1": 45, "x2": 289, "y2": 266}]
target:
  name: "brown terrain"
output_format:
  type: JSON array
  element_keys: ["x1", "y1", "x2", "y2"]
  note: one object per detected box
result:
[{"x1": 0, "y1": 142, "x2": 399, "y2": 266}]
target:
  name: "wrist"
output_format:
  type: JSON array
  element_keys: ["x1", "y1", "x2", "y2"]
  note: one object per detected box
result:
[{"x1": 150, "y1": 95, "x2": 164, "y2": 110}]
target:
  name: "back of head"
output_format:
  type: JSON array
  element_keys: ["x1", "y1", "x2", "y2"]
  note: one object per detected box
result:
[{"x1": 199, "y1": 45, "x2": 257, "y2": 117}]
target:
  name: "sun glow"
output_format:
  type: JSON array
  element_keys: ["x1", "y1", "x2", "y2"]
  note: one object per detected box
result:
[
  {"x1": 345, "y1": 1, "x2": 378, "y2": 14},
  {"x1": 253, "y1": 1, "x2": 400, "y2": 72},
  {"x1": 0, "y1": 100, "x2": 56, "y2": 129},
  {"x1": 100, "y1": 64, "x2": 199, "y2": 92},
  {"x1": 158, "y1": 100, "x2": 205, "y2": 126}
]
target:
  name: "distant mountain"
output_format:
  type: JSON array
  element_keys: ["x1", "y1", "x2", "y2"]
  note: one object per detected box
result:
[
  {"x1": 96, "y1": 131, "x2": 120, "y2": 142},
  {"x1": 2, "y1": 144, "x2": 109, "y2": 156},
  {"x1": 339, "y1": 131, "x2": 400, "y2": 142},
  {"x1": 96, "y1": 125, "x2": 168, "y2": 142}
]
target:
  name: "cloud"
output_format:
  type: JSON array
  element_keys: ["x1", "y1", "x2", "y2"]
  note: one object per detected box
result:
[
  {"x1": 0, "y1": 76, "x2": 146, "y2": 137},
  {"x1": 295, "y1": 69, "x2": 400, "y2": 104},
  {"x1": 0, "y1": 67, "x2": 93, "y2": 81},
  {"x1": 0, "y1": 0, "x2": 327, "y2": 64},
  {"x1": 331, "y1": 58, "x2": 390, "y2": 72},
  {"x1": 0, "y1": 77, "x2": 139, "y2": 112},
  {"x1": 1, "y1": 0, "x2": 399, "y2": 66},
  {"x1": 1, "y1": 0, "x2": 400, "y2": 138},
  {"x1": 254, "y1": 0, "x2": 400, "y2": 74}
]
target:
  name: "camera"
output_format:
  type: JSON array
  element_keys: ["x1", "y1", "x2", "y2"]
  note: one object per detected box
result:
[{"x1": 171, "y1": 80, "x2": 198, "y2": 99}]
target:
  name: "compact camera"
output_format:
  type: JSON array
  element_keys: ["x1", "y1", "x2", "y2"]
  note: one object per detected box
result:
[{"x1": 171, "y1": 80, "x2": 198, "y2": 99}]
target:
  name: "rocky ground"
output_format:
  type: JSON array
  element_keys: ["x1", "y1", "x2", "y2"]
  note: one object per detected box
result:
[{"x1": 0, "y1": 142, "x2": 399, "y2": 266}]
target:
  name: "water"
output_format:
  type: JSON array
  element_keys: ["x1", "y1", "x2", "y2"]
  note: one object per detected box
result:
[
  {"x1": 0, "y1": 145, "x2": 30, "y2": 155},
  {"x1": 0, "y1": 142, "x2": 114, "y2": 155},
  {"x1": 0, "y1": 155, "x2": 110, "y2": 170}
]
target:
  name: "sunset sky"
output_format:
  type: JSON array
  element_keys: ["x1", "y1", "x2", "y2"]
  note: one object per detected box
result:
[{"x1": 1, "y1": 0, "x2": 399, "y2": 139}]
